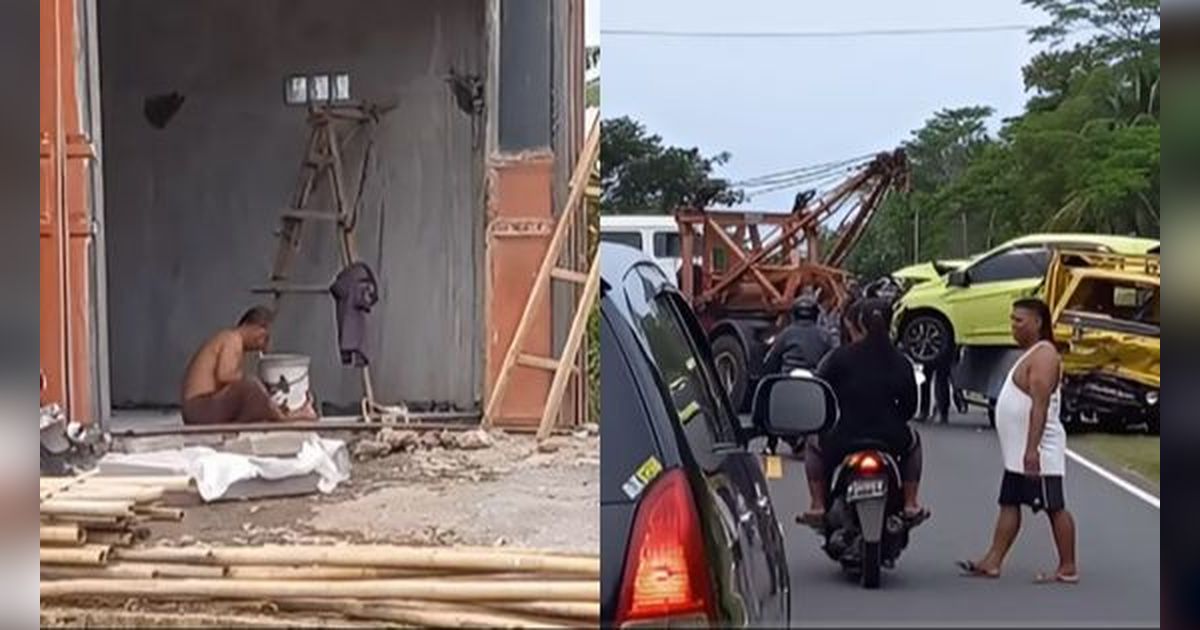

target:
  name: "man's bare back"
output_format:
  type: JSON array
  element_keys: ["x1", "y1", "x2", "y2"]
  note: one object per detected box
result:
[{"x1": 182, "y1": 329, "x2": 243, "y2": 402}]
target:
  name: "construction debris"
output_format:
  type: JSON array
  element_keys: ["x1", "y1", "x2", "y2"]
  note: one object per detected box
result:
[
  {"x1": 40, "y1": 475, "x2": 195, "y2": 570},
  {"x1": 41, "y1": 542, "x2": 600, "y2": 628},
  {"x1": 352, "y1": 427, "x2": 503, "y2": 461}
]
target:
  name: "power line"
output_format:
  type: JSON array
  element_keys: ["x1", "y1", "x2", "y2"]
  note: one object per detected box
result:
[
  {"x1": 734, "y1": 154, "x2": 875, "y2": 188},
  {"x1": 601, "y1": 24, "x2": 1034, "y2": 39}
]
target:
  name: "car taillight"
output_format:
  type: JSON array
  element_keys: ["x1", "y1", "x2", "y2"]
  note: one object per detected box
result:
[
  {"x1": 858, "y1": 454, "x2": 881, "y2": 473},
  {"x1": 615, "y1": 468, "x2": 716, "y2": 627}
]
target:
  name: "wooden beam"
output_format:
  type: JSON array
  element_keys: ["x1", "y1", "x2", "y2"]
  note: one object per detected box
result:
[{"x1": 537, "y1": 253, "x2": 601, "y2": 440}]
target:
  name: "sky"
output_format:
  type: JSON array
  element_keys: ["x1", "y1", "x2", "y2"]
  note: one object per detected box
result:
[{"x1": 602, "y1": 0, "x2": 1049, "y2": 210}]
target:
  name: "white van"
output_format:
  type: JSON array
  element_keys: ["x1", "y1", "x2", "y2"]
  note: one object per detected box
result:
[{"x1": 599, "y1": 215, "x2": 684, "y2": 282}]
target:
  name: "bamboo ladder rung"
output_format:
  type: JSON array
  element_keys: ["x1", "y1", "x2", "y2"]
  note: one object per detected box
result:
[
  {"x1": 517, "y1": 354, "x2": 560, "y2": 372},
  {"x1": 550, "y1": 267, "x2": 589, "y2": 284},
  {"x1": 483, "y1": 117, "x2": 601, "y2": 429}
]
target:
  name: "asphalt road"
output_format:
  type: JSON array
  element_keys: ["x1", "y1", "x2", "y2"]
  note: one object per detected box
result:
[{"x1": 761, "y1": 410, "x2": 1160, "y2": 628}]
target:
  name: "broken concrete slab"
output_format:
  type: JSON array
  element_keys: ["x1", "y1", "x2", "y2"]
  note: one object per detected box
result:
[
  {"x1": 114, "y1": 434, "x2": 186, "y2": 454},
  {"x1": 222, "y1": 431, "x2": 314, "y2": 457},
  {"x1": 378, "y1": 428, "x2": 418, "y2": 452},
  {"x1": 352, "y1": 439, "x2": 391, "y2": 461},
  {"x1": 216, "y1": 473, "x2": 322, "y2": 501},
  {"x1": 454, "y1": 429, "x2": 493, "y2": 450}
]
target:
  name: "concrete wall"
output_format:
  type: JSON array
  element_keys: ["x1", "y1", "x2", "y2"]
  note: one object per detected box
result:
[{"x1": 98, "y1": 0, "x2": 485, "y2": 410}]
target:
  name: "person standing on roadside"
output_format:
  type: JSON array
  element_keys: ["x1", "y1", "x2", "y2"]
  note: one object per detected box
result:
[{"x1": 958, "y1": 298, "x2": 1078, "y2": 584}]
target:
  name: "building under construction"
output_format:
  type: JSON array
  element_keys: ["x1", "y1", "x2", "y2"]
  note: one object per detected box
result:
[{"x1": 40, "y1": 0, "x2": 595, "y2": 431}]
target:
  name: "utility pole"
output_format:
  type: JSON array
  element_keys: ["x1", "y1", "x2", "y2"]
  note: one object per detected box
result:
[
  {"x1": 913, "y1": 206, "x2": 920, "y2": 263},
  {"x1": 961, "y1": 212, "x2": 969, "y2": 257}
]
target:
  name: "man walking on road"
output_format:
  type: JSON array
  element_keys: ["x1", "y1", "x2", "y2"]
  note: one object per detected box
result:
[{"x1": 958, "y1": 298, "x2": 1079, "y2": 584}]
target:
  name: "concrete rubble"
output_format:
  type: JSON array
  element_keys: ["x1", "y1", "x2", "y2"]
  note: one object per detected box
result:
[{"x1": 351, "y1": 427, "x2": 499, "y2": 461}]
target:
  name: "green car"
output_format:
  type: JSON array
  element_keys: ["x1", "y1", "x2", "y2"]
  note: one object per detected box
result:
[{"x1": 893, "y1": 233, "x2": 1159, "y2": 364}]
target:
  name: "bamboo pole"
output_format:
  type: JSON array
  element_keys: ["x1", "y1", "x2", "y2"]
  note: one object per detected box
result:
[
  {"x1": 53, "y1": 485, "x2": 165, "y2": 503},
  {"x1": 135, "y1": 506, "x2": 184, "y2": 521},
  {"x1": 41, "y1": 476, "x2": 194, "y2": 492},
  {"x1": 279, "y1": 599, "x2": 568, "y2": 629},
  {"x1": 82, "y1": 531, "x2": 133, "y2": 547},
  {"x1": 40, "y1": 524, "x2": 84, "y2": 545},
  {"x1": 41, "y1": 499, "x2": 134, "y2": 518},
  {"x1": 225, "y1": 566, "x2": 453, "y2": 580},
  {"x1": 42, "y1": 515, "x2": 123, "y2": 527},
  {"x1": 42, "y1": 563, "x2": 158, "y2": 579},
  {"x1": 111, "y1": 545, "x2": 599, "y2": 576},
  {"x1": 40, "y1": 578, "x2": 600, "y2": 602},
  {"x1": 40, "y1": 544, "x2": 111, "y2": 566},
  {"x1": 481, "y1": 601, "x2": 599, "y2": 620}
]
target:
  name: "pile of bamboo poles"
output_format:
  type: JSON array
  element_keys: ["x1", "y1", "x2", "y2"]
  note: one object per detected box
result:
[
  {"x1": 40, "y1": 475, "x2": 194, "y2": 566},
  {"x1": 41, "y1": 543, "x2": 600, "y2": 628}
]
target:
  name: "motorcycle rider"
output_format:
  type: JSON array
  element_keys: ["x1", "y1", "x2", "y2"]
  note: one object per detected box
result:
[
  {"x1": 761, "y1": 294, "x2": 834, "y2": 454},
  {"x1": 799, "y1": 297, "x2": 930, "y2": 527}
]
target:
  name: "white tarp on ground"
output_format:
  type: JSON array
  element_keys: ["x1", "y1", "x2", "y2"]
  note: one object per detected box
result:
[{"x1": 98, "y1": 436, "x2": 350, "y2": 502}]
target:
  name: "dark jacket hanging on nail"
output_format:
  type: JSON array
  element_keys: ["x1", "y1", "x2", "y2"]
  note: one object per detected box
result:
[{"x1": 330, "y1": 262, "x2": 378, "y2": 367}]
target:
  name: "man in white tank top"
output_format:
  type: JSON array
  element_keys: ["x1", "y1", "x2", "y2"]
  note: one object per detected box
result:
[{"x1": 958, "y1": 298, "x2": 1079, "y2": 584}]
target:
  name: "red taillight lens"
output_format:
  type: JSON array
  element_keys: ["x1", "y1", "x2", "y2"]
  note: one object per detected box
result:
[
  {"x1": 615, "y1": 468, "x2": 716, "y2": 627},
  {"x1": 858, "y1": 454, "x2": 881, "y2": 473}
]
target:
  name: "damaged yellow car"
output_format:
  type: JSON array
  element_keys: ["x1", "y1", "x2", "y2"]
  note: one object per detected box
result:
[{"x1": 1045, "y1": 249, "x2": 1160, "y2": 434}]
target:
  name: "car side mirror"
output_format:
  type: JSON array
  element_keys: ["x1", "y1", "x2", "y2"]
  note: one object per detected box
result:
[
  {"x1": 947, "y1": 270, "x2": 969, "y2": 288},
  {"x1": 750, "y1": 374, "x2": 838, "y2": 439}
]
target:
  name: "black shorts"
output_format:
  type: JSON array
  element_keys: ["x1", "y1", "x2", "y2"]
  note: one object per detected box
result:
[{"x1": 998, "y1": 470, "x2": 1065, "y2": 513}]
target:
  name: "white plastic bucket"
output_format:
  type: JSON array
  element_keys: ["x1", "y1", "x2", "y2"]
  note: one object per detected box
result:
[{"x1": 258, "y1": 354, "x2": 311, "y2": 412}]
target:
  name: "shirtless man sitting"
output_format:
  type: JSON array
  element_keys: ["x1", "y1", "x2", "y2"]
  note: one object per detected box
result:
[{"x1": 181, "y1": 306, "x2": 315, "y2": 425}]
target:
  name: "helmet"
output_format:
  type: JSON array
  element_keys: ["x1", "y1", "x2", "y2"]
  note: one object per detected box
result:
[{"x1": 792, "y1": 295, "x2": 819, "y2": 321}]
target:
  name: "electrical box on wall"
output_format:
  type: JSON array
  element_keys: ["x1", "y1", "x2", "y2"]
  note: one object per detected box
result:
[{"x1": 285, "y1": 73, "x2": 351, "y2": 106}]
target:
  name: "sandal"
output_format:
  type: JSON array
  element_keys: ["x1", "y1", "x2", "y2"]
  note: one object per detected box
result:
[
  {"x1": 902, "y1": 506, "x2": 931, "y2": 526},
  {"x1": 796, "y1": 511, "x2": 826, "y2": 528},
  {"x1": 956, "y1": 559, "x2": 1000, "y2": 578},
  {"x1": 1034, "y1": 571, "x2": 1079, "y2": 585}
]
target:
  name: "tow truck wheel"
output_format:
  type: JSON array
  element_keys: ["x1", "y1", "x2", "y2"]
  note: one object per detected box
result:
[
  {"x1": 1148, "y1": 413, "x2": 1160, "y2": 435},
  {"x1": 711, "y1": 334, "x2": 749, "y2": 410}
]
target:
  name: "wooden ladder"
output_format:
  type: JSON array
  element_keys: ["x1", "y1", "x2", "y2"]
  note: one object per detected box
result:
[
  {"x1": 484, "y1": 118, "x2": 601, "y2": 438},
  {"x1": 252, "y1": 101, "x2": 396, "y2": 418}
]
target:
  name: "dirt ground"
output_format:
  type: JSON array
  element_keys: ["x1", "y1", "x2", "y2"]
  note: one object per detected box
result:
[
  {"x1": 42, "y1": 428, "x2": 599, "y2": 627},
  {"x1": 145, "y1": 427, "x2": 600, "y2": 553}
]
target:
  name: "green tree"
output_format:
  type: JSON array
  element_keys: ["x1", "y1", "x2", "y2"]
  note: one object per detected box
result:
[
  {"x1": 847, "y1": 0, "x2": 1159, "y2": 278},
  {"x1": 600, "y1": 116, "x2": 744, "y2": 214}
]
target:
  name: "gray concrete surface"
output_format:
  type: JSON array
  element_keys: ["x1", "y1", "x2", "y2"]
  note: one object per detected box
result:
[
  {"x1": 764, "y1": 411, "x2": 1160, "y2": 628},
  {"x1": 99, "y1": 0, "x2": 485, "y2": 409}
]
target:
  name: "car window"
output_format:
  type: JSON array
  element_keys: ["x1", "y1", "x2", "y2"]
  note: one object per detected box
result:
[
  {"x1": 654, "y1": 229, "x2": 702, "y2": 260},
  {"x1": 653, "y1": 231, "x2": 681, "y2": 258},
  {"x1": 622, "y1": 266, "x2": 737, "y2": 465},
  {"x1": 599, "y1": 306, "x2": 662, "y2": 504},
  {"x1": 1066, "y1": 278, "x2": 1159, "y2": 326},
  {"x1": 601, "y1": 231, "x2": 643, "y2": 250},
  {"x1": 969, "y1": 246, "x2": 1051, "y2": 283}
]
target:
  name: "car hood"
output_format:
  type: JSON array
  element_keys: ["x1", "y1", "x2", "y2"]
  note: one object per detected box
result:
[{"x1": 892, "y1": 259, "x2": 968, "y2": 284}]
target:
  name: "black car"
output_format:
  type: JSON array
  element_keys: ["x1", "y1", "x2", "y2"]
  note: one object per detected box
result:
[{"x1": 600, "y1": 243, "x2": 835, "y2": 627}]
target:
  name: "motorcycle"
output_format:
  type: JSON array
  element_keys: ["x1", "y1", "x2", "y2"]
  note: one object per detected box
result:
[{"x1": 801, "y1": 438, "x2": 925, "y2": 588}]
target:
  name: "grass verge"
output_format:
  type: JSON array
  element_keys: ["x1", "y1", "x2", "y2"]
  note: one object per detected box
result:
[{"x1": 1070, "y1": 432, "x2": 1159, "y2": 489}]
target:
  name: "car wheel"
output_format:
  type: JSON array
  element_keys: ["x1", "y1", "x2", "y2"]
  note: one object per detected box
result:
[
  {"x1": 987, "y1": 398, "x2": 997, "y2": 429},
  {"x1": 1148, "y1": 412, "x2": 1160, "y2": 435},
  {"x1": 1063, "y1": 410, "x2": 1087, "y2": 434},
  {"x1": 711, "y1": 334, "x2": 749, "y2": 411},
  {"x1": 901, "y1": 314, "x2": 953, "y2": 365}
]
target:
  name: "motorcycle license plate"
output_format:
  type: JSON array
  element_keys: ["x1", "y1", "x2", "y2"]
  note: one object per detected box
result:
[{"x1": 847, "y1": 478, "x2": 886, "y2": 501}]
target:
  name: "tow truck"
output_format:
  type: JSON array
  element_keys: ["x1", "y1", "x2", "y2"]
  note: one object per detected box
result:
[{"x1": 673, "y1": 149, "x2": 910, "y2": 408}]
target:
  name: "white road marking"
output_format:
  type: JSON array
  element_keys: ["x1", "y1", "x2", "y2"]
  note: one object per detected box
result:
[{"x1": 1065, "y1": 448, "x2": 1159, "y2": 509}]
